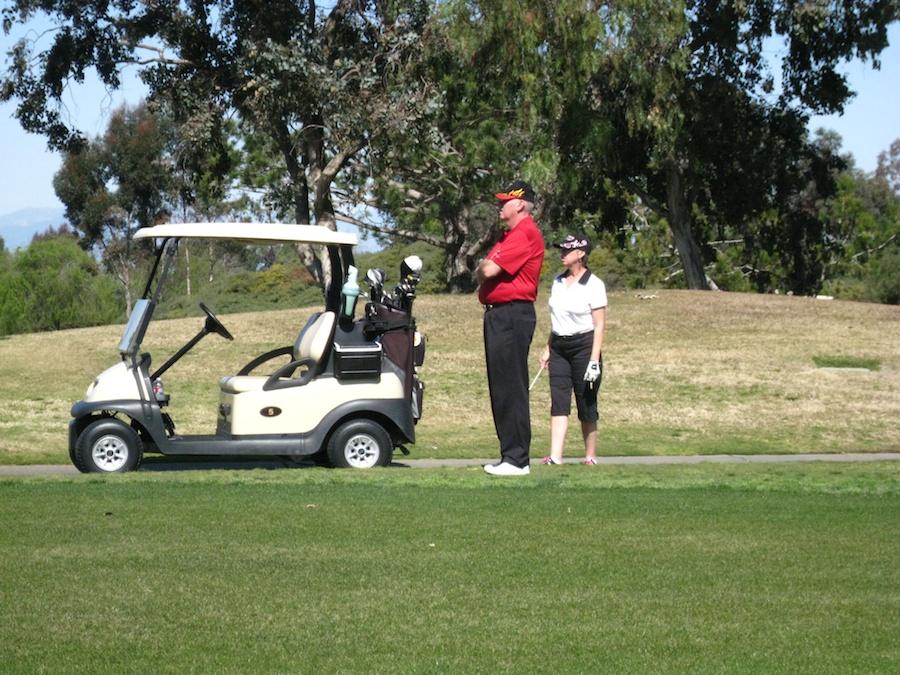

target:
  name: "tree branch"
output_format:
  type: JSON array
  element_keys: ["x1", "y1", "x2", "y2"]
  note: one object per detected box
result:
[
  {"x1": 334, "y1": 212, "x2": 447, "y2": 249},
  {"x1": 320, "y1": 141, "x2": 364, "y2": 186},
  {"x1": 622, "y1": 178, "x2": 666, "y2": 216},
  {"x1": 124, "y1": 43, "x2": 190, "y2": 66},
  {"x1": 850, "y1": 233, "x2": 897, "y2": 261}
]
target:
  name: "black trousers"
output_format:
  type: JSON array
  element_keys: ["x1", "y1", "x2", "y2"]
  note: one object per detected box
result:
[{"x1": 483, "y1": 302, "x2": 536, "y2": 467}]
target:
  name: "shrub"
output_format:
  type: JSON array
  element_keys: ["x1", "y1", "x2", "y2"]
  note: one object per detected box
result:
[
  {"x1": 0, "y1": 236, "x2": 120, "y2": 334},
  {"x1": 866, "y1": 245, "x2": 900, "y2": 305},
  {"x1": 355, "y1": 241, "x2": 446, "y2": 295},
  {"x1": 156, "y1": 264, "x2": 325, "y2": 318}
]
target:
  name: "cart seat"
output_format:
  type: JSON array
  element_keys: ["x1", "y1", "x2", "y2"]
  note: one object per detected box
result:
[
  {"x1": 220, "y1": 311, "x2": 337, "y2": 394},
  {"x1": 294, "y1": 310, "x2": 336, "y2": 371},
  {"x1": 221, "y1": 375, "x2": 269, "y2": 393}
]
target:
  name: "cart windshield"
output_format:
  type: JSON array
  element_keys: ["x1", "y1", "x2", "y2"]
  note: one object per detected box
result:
[{"x1": 118, "y1": 298, "x2": 154, "y2": 357}]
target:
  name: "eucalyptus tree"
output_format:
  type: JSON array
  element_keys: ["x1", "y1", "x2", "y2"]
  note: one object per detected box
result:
[
  {"x1": 2, "y1": 0, "x2": 432, "y2": 286},
  {"x1": 424, "y1": 0, "x2": 896, "y2": 292},
  {"x1": 572, "y1": 0, "x2": 898, "y2": 291},
  {"x1": 875, "y1": 139, "x2": 900, "y2": 197},
  {"x1": 349, "y1": 0, "x2": 610, "y2": 291},
  {"x1": 357, "y1": 0, "x2": 898, "y2": 293},
  {"x1": 347, "y1": 0, "x2": 558, "y2": 291},
  {"x1": 52, "y1": 102, "x2": 173, "y2": 313},
  {"x1": 809, "y1": 133, "x2": 900, "y2": 299}
]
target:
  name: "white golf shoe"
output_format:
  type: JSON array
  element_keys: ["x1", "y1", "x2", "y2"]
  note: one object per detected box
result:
[{"x1": 484, "y1": 461, "x2": 530, "y2": 476}]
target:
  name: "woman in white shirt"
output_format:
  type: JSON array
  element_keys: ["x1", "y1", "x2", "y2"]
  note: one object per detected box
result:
[{"x1": 538, "y1": 234, "x2": 607, "y2": 465}]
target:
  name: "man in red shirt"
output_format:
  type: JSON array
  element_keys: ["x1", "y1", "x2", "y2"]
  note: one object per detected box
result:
[{"x1": 476, "y1": 180, "x2": 545, "y2": 476}]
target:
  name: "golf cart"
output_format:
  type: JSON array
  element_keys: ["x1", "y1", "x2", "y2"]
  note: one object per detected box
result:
[{"x1": 68, "y1": 222, "x2": 425, "y2": 472}]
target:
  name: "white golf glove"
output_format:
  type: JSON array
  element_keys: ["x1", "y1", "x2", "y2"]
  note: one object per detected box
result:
[{"x1": 583, "y1": 360, "x2": 602, "y2": 383}]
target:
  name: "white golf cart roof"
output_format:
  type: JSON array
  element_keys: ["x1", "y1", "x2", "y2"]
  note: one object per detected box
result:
[{"x1": 134, "y1": 222, "x2": 358, "y2": 246}]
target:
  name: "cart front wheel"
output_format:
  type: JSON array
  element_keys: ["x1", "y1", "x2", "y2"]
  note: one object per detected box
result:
[
  {"x1": 75, "y1": 418, "x2": 143, "y2": 473},
  {"x1": 327, "y1": 420, "x2": 393, "y2": 469}
]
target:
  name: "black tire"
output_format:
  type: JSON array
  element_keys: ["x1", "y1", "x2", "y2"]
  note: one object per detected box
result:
[
  {"x1": 70, "y1": 439, "x2": 90, "y2": 473},
  {"x1": 326, "y1": 419, "x2": 393, "y2": 469},
  {"x1": 74, "y1": 418, "x2": 143, "y2": 473},
  {"x1": 68, "y1": 433, "x2": 81, "y2": 471}
]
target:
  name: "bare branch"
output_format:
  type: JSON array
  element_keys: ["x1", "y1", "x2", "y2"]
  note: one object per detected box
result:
[
  {"x1": 334, "y1": 212, "x2": 447, "y2": 249},
  {"x1": 850, "y1": 233, "x2": 897, "y2": 261},
  {"x1": 124, "y1": 43, "x2": 190, "y2": 66}
]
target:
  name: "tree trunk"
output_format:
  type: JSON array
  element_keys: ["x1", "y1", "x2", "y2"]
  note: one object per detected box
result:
[
  {"x1": 444, "y1": 244, "x2": 477, "y2": 293},
  {"x1": 441, "y1": 210, "x2": 491, "y2": 293},
  {"x1": 665, "y1": 158, "x2": 710, "y2": 290},
  {"x1": 185, "y1": 242, "x2": 191, "y2": 296},
  {"x1": 116, "y1": 259, "x2": 134, "y2": 318},
  {"x1": 313, "y1": 209, "x2": 336, "y2": 291},
  {"x1": 272, "y1": 118, "x2": 325, "y2": 288}
]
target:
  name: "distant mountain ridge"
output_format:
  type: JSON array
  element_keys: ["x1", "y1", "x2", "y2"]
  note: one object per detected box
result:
[{"x1": 0, "y1": 207, "x2": 67, "y2": 252}]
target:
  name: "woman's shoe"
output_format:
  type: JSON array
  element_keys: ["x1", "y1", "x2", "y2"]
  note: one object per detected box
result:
[
  {"x1": 541, "y1": 457, "x2": 561, "y2": 465},
  {"x1": 583, "y1": 457, "x2": 597, "y2": 465}
]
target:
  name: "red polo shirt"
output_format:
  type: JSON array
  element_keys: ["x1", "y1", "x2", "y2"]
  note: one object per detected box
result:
[{"x1": 478, "y1": 216, "x2": 545, "y2": 305}]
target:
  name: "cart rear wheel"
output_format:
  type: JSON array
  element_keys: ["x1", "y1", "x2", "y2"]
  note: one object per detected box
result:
[
  {"x1": 75, "y1": 418, "x2": 143, "y2": 473},
  {"x1": 327, "y1": 420, "x2": 393, "y2": 469}
]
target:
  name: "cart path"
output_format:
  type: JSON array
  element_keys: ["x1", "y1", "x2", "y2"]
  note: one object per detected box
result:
[{"x1": 2, "y1": 453, "x2": 898, "y2": 475}]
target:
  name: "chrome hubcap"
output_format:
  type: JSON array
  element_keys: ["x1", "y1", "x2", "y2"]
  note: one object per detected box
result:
[
  {"x1": 344, "y1": 434, "x2": 379, "y2": 468},
  {"x1": 91, "y1": 434, "x2": 129, "y2": 471}
]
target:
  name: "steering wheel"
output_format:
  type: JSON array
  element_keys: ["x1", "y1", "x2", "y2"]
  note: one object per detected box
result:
[{"x1": 200, "y1": 303, "x2": 234, "y2": 341}]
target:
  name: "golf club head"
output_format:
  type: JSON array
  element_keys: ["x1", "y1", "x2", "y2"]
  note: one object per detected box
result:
[
  {"x1": 400, "y1": 256, "x2": 422, "y2": 286},
  {"x1": 365, "y1": 268, "x2": 387, "y2": 302},
  {"x1": 401, "y1": 255, "x2": 423, "y2": 275}
]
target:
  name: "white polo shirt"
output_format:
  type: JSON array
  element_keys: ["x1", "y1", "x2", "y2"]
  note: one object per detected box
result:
[{"x1": 548, "y1": 270, "x2": 608, "y2": 336}]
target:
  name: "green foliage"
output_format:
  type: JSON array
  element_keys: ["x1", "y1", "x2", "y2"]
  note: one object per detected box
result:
[
  {"x1": 821, "y1": 277, "x2": 868, "y2": 302},
  {"x1": 578, "y1": 232, "x2": 667, "y2": 291},
  {"x1": 866, "y1": 245, "x2": 900, "y2": 305},
  {"x1": 546, "y1": 0, "x2": 898, "y2": 290},
  {"x1": 3, "y1": 0, "x2": 437, "y2": 292},
  {"x1": 156, "y1": 264, "x2": 324, "y2": 318},
  {"x1": 54, "y1": 102, "x2": 173, "y2": 246},
  {"x1": 707, "y1": 255, "x2": 754, "y2": 293},
  {"x1": 355, "y1": 241, "x2": 447, "y2": 296},
  {"x1": 0, "y1": 234, "x2": 121, "y2": 335},
  {"x1": 813, "y1": 161, "x2": 900, "y2": 299},
  {"x1": 0, "y1": 250, "x2": 27, "y2": 334},
  {"x1": 4, "y1": 0, "x2": 899, "y2": 298},
  {"x1": 51, "y1": 102, "x2": 178, "y2": 308},
  {"x1": 358, "y1": 0, "x2": 548, "y2": 291}
]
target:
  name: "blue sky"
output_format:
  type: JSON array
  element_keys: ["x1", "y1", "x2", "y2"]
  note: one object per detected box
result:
[{"x1": 1, "y1": 24, "x2": 898, "y2": 218}]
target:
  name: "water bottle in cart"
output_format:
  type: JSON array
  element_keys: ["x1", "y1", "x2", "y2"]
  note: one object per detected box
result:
[{"x1": 341, "y1": 265, "x2": 360, "y2": 319}]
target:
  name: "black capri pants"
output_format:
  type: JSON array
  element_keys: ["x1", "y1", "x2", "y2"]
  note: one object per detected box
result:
[{"x1": 549, "y1": 332, "x2": 601, "y2": 422}]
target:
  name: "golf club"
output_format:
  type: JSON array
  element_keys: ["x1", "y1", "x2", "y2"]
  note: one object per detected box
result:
[
  {"x1": 365, "y1": 268, "x2": 386, "y2": 303},
  {"x1": 529, "y1": 365, "x2": 544, "y2": 391},
  {"x1": 391, "y1": 255, "x2": 423, "y2": 312}
]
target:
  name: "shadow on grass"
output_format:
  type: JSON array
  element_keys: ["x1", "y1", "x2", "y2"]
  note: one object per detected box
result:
[
  {"x1": 138, "y1": 455, "x2": 436, "y2": 471},
  {"x1": 139, "y1": 455, "x2": 317, "y2": 472}
]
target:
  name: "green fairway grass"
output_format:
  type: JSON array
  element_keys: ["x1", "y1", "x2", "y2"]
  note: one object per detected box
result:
[{"x1": 1, "y1": 463, "x2": 897, "y2": 672}]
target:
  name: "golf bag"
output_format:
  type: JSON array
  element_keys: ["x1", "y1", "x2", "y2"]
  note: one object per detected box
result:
[{"x1": 364, "y1": 302, "x2": 425, "y2": 420}]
